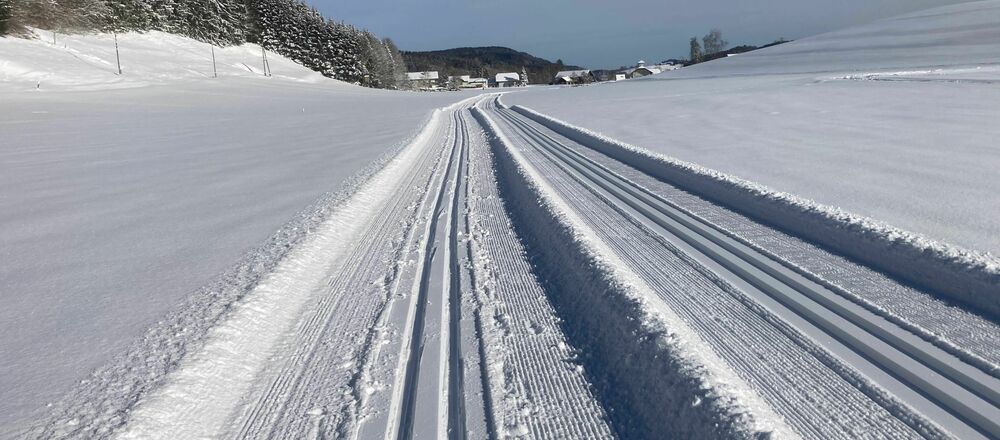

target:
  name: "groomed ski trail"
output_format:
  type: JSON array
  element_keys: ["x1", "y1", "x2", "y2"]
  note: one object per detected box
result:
[
  {"x1": 477, "y1": 95, "x2": 1000, "y2": 439},
  {"x1": 103, "y1": 97, "x2": 614, "y2": 440}
]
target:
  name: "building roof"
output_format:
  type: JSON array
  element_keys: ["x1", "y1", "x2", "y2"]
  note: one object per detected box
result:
[
  {"x1": 554, "y1": 70, "x2": 591, "y2": 79},
  {"x1": 405, "y1": 71, "x2": 439, "y2": 81},
  {"x1": 495, "y1": 72, "x2": 520, "y2": 82},
  {"x1": 455, "y1": 75, "x2": 488, "y2": 83}
]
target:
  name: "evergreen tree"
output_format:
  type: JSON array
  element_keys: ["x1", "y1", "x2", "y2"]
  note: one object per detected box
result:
[
  {"x1": 57, "y1": 0, "x2": 108, "y2": 31},
  {"x1": 13, "y1": 0, "x2": 59, "y2": 29},
  {"x1": 689, "y1": 37, "x2": 702, "y2": 64},
  {"x1": 176, "y1": 0, "x2": 244, "y2": 44},
  {"x1": 1, "y1": 0, "x2": 14, "y2": 34},
  {"x1": 102, "y1": 0, "x2": 150, "y2": 32}
]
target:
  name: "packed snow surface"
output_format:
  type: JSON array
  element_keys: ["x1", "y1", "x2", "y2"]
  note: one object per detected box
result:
[
  {"x1": 505, "y1": 0, "x2": 1000, "y2": 256},
  {"x1": 0, "y1": 30, "x2": 469, "y2": 432}
]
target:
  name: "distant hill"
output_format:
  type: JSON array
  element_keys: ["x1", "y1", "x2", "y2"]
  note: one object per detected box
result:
[{"x1": 402, "y1": 47, "x2": 583, "y2": 84}]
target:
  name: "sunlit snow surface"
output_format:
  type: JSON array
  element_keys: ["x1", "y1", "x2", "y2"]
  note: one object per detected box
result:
[
  {"x1": 0, "y1": 30, "x2": 469, "y2": 431},
  {"x1": 506, "y1": 0, "x2": 1000, "y2": 256}
]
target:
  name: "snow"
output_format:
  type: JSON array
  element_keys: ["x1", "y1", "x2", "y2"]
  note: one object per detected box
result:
[
  {"x1": 116, "y1": 107, "x2": 447, "y2": 440},
  {"x1": 5, "y1": 1, "x2": 1000, "y2": 436},
  {"x1": 504, "y1": 0, "x2": 1000, "y2": 257},
  {"x1": 0, "y1": 28, "x2": 324, "y2": 90},
  {"x1": 473, "y1": 104, "x2": 798, "y2": 439},
  {"x1": 0, "y1": 30, "x2": 469, "y2": 434}
]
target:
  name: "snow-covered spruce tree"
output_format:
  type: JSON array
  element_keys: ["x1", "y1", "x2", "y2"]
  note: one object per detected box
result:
[
  {"x1": 248, "y1": 0, "x2": 368, "y2": 84},
  {"x1": 332, "y1": 22, "x2": 365, "y2": 83},
  {"x1": 56, "y1": 0, "x2": 108, "y2": 31},
  {"x1": 0, "y1": 0, "x2": 13, "y2": 34},
  {"x1": 145, "y1": 0, "x2": 178, "y2": 33},
  {"x1": 173, "y1": 0, "x2": 245, "y2": 45},
  {"x1": 11, "y1": 0, "x2": 59, "y2": 30},
  {"x1": 102, "y1": 0, "x2": 150, "y2": 32},
  {"x1": 358, "y1": 30, "x2": 403, "y2": 88}
]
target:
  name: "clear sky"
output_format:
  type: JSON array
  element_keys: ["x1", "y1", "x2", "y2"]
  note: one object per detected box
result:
[{"x1": 315, "y1": 0, "x2": 970, "y2": 68}]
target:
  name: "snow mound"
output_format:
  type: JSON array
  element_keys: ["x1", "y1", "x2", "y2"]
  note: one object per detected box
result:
[{"x1": 0, "y1": 28, "x2": 330, "y2": 91}]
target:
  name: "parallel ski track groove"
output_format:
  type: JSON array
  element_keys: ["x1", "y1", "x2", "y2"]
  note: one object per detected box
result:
[
  {"x1": 395, "y1": 108, "x2": 465, "y2": 440},
  {"x1": 493, "y1": 105, "x2": 1000, "y2": 439},
  {"x1": 544, "y1": 130, "x2": 1000, "y2": 375},
  {"x1": 447, "y1": 111, "x2": 470, "y2": 439},
  {"x1": 465, "y1": 105, "x2": 615, "y2": 439},
  {"x1": 489, "y1": 103, "x2": 928, "y2": 439}
]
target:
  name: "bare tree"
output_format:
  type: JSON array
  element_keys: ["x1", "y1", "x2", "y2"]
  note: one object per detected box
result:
[
  {"x1": 689, "y1": 37, "x2": 703, "y2": 64},
  {"x1": 702, "y1": 29, "x2": 727, "y2": 55}
]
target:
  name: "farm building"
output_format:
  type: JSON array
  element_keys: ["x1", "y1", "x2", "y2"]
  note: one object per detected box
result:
[
  {"x1": 552, "y1": 70, "x2": 594, "y2": 85},
  {"x1": 405, "y1": 71, "x2": 441, "y2": 90},
  {"x1": 494, "y1": 72, "x2": 525, "y2": 88}
]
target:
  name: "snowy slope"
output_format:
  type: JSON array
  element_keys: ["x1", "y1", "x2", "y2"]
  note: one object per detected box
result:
[
  {"x1": 505, "y1": 0, "x2": 1000, "y2": 257},
  {"x1": 0, "y1": 28, "x2": 324, "y2": 90},
  {"x1": 0, "y1": 31, "x2": 471, "y2": 433}
]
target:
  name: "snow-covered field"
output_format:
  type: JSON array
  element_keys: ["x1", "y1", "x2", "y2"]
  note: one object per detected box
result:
[
  {"x1": 4, "y1": 2, "x2": 1000, "y2": 439},
  {"x1": 0, "y1": 30, "x2": 469, "y2": 432},
  {"x1": 505, "y1": 0, "x2": 1000, "y2": 257}
]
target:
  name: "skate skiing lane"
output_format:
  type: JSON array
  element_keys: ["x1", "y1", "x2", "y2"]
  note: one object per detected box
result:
[{"x1": 485, "y1": 100, "x2": 1000, "y2": 440}]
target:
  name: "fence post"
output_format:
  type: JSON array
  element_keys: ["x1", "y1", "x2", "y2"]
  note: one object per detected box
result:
[{"x1": 113, "y1": 31, "x2": 122, "y2": 75}]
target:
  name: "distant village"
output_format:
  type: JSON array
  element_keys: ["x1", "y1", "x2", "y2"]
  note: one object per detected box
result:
[{"x1": 404, "y1": 60, "x2": 682, "y2": 91}]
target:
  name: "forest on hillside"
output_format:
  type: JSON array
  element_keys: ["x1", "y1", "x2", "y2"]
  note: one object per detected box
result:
[
  {"x1": 403, "y1": 46, "x2": 583, "y2": 84},
  {"x1": 0, "y1": 0, "x2": 406, "y2": 88}
]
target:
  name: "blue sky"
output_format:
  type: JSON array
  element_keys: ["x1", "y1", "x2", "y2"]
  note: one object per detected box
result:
[{"x1": 316, "y1": 0, "x2": 969, "y2": 68}]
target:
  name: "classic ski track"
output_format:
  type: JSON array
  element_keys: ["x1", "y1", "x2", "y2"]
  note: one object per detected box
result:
[
  {"x1": 389, "y1": 106, "x2": 464, "y2": 440},
  {"x1": 225, "y1": 99, "x2": 616, "y2": 440},
  {"x1": 488, "y1": 99, "x2": 997, "y2": 436},
  {"x1": 463, "y1": 107, "x2": 616, "y2": 439},
  {"x1": 228, "y1": 108, "x2": 455, "y2": 440}
]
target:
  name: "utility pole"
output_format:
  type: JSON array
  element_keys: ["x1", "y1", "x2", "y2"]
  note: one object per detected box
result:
[
  {"x1": 211, "y1": 45, "x2": 218, "y2": 78},
  {"x1": 113, "y1": 31, "x2": 122, "y2": 75}
]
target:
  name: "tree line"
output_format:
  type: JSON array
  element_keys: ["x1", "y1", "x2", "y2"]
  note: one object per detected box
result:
[
  {"x1": 402, "y1": 46, "x2": 582, "y2": 86},
  {"x1": 687, "y1": 29, "x2": 789, "y2": 66},
  {"x1": 0, "y1": 0, "x2": 406, "y2": 88}
]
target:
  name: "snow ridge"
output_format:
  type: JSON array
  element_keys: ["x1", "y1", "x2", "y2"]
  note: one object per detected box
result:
[
  {"x1": 472, "y1": 103, "x2": 795, "y2": 439},
  {"x1": 511, "y1": 105, "x2": 1000, "y2": 318}
]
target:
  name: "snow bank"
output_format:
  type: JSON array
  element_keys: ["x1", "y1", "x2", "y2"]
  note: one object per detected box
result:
[
  {"x1": 0, "y1": 28, "x2": 326, "y2": 91},
  {"x1": 511, "y1": 105, "x2": 1000, "y2": 318},
  {"x1": 472, "y1": 105, "x2": 795, "y2": 439}
]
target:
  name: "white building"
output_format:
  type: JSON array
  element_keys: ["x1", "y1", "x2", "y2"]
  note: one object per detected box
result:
[
  {"x1": 494, "y1": 72, "x2": 524, "y2": 88},
  {"x1": 405, "y1": 71, "x2": 440, "y2": 90}
]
